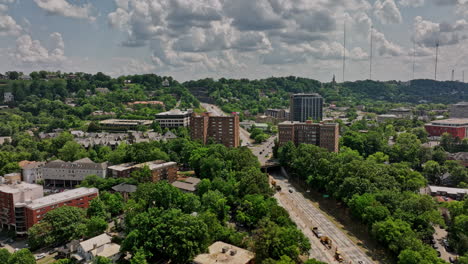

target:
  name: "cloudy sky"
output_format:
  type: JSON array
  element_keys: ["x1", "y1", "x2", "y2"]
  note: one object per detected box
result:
[{"x1": 1, "y1": 0, "x2": 468, "y2": 82}]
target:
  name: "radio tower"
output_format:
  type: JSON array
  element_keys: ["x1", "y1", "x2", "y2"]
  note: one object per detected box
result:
[
  {"x1": 370, "y1": 25, "x2": 373, "y2": 80},
  {"x1": 434, "y1": 41, "x2": 439, "y2": 80},
  {"x1": 342, "y1": 22, "x2": 346, "y2": 83},
  {"x1": 412, "y1": 41, "x2": 415, "y2": 81},
  {"x1": 452, "y1": 69, "x2": 455, "y2": 81}
]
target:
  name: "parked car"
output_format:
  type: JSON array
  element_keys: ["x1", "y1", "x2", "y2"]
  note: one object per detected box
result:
[
  {"x1": 35, "y1": 253, "x2": 46, "y2": 260},
  {"x1": 288, "y1": 188, "x2": 293, "y2": 193}
]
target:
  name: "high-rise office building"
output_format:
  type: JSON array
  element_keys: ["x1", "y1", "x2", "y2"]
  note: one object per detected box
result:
[
  {"x1": 190, "y1": 113, "x2": 240, "y2": 148},
  {"x1": 290, "y1": 93, "x2": 323, "y2": 122}
]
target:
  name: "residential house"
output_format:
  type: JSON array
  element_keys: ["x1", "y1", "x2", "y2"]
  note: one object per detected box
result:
[{"x1": 75, "y1": 233, "x2": 121, "y2": 263}]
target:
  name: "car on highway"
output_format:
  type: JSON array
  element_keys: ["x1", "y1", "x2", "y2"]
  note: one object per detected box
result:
[{"x1": 288, "y1": 188, "x2": 293, "y2": 193}]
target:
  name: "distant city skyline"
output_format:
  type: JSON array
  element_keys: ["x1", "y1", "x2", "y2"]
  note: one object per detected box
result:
[{"x1": 1, "y1": 0, "x2": 468, "y2": 82}]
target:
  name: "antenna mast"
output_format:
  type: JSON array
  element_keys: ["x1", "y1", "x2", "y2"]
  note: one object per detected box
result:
[
  {"x1": 412, "y1": 41, "x2": 415, "y2": 81},
  {"x1": 435, "y1": 41, "x2": 439, "y2": 80},
  {"x1": 370, "y1": 25, "x2": 373, "y2": 80},
  {"x1": 342, "y1": 22, "x2": 346, "y2": 83},
  {"x1": 452, "y1": 69, "x2": 455, "y2": 81},
  {"x1": 463, "y1": 71, "x2": 465, "y2": 82}
]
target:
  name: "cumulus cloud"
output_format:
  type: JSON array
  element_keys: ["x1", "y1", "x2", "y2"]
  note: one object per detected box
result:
[
  {"x1": 413, "y1": 16, "x2": 468, "y2": 47},
  {"x1": 13, "y1": 32, "x2": 66, "y2": 66},
  {"x1": 372, "y1": 28, "x2": 404, "y2": 56},
  {"x1": 0, "y1": 13, "x2": 22, "y2": 36},
  {"x1": 399, "y1": 0, "x2": 425, "y2": 7},
  {"x1": 374, "y1": 0, "x2": 403, "y2": 24},
  {"x1": 33, "y1": 0, "x2": 95, "y2": 21}
]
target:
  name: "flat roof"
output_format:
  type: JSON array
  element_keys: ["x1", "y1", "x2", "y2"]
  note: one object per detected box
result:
[
  {"x1": 0, "y1": 182, "x2": 42, "y2": 194},
  {"x1": 429, "y1": 186, "x2": 468, "y2": 195},
  {"x1": 172, "y1": 177, "x2": 201, "y2": 192},
  {"x1": 99, "y1": 119, "x2": 153, "y2": 126},
  {"x1": 108, "y1": 160, "x2": 176, "y2": 172},
  {"x1": 156, "y1": 109, "x2": 192, "y2": 116},
  {"x1": 26, "y1": 187, "x2": 98, "y2": 210},
  {"x1": 428, "y1": 118, "x2": 468, "y2": 126},
  {"x1": 193, "y1": 241, "x2": 255, "y2": 264}
]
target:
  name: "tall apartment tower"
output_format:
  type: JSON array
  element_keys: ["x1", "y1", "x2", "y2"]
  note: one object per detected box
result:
[
  {"x1": 290, "y1": 93, "x2": 324, "y2": 122},
  {"x1": 190, "y1": 113, "x2": 240, "y2": 148}
]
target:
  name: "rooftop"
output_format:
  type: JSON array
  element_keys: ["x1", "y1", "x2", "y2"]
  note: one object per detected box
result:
[
  {"x1": 43, "y1": 159, "x2": 106, "y2": 170},
  {"x1": 428, "y1": 118, "x2": 468, "y2": 126},
  {"x1": 108, "y1": 160, "x2": 176, "y2": 172},
  {"x1": 172, "y1": 177, "x2": 201, "y2": 192},
  {"x1": 26, "y1": 187, "x2": 98, "y2": 210},
  {"x1": 193, "y1": 241, "x2": 255, "y2": 264},
  {"x1": 156, "y1": 109, "x2": 192, "y2": 116},
  {"x1": 428, "y1": 186, "x2": 468, "y2": 195},
  {"x1": 0, "y1": 182, "x2": 42, "y2": 194},
  {"x1": 99, "y1": 119, "x2": 153, "y2": 126},
  {"x1": 453, "y1": 102, "x2": 468, "y2": 106},
  {"x1": 80, "y1": 233, "x2": 111, "y2": 252},
  {"x1": 111, "y1": 183, "x2": 137, "y2": 193}
]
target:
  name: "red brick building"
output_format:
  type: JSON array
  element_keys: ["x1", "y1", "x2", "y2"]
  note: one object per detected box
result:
[
  {"x1": 425, "y1": 118, "x2": 468, "y2": 139},
  {"x1": 20, "y1": 187, "x2": 98, "y2": 232},
  {"x1": 278, "y1": 121, "x2": 339, "y2": 152},
  {"x1": 108, "y1": 161, "x2": 178, "y2": 183},
  {"x1": 190, "y1": 113, "x2": 240, "y2": 148}
]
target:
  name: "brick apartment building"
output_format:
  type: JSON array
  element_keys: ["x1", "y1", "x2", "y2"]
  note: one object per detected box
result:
[
  {"x1": 425, "y1": 118, "x2": 468, "y2": 139},
  {"x1": 108, "y1": 160, "x2": 178, "y2": 183},
  {"x1": 0, "y1": 183, "x2": 43, "y2": 232},
  {"x1": 190, "y1": 112, "x2": 240, "y2": 148},
  {"x1": 21, "y1": 187, "x2": 98, "y2": 232},
  {"x1": 278, "y1": 121, "x2": 339, "y2": 152},
  {"x1": 0, "y1": 183, "x2": 98, "y2": 234}
]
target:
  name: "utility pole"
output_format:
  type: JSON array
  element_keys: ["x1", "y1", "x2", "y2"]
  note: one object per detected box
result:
[
  {"x1": 370, "y1": 25, "x2": 373, "y2": 80},
  {"x1": 434, "y1": 41, "x2": 439, "y2": 80}
]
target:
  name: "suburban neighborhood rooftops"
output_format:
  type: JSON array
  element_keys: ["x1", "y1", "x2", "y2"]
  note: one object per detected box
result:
[
  {"x1": 80, "y1": 233, "x2": 111, "y2": 252},
  {"x1": 26, "y1": 187, "x2": 98, "y2": 210}
]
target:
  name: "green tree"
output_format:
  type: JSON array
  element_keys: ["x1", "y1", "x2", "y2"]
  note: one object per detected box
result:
[
  {"x1": 93, "y1": 256, "x2": 112, "y2": 264},
  {"x1": 7, "y1": 249, "x2": 35, "y2": 264},
  {"x1": 0, "y1": 248, "x2": 11, "y2": 263},
  {"x1": 27, "y1": 222, "x2": 54, "y2": 250},
  {"x1": 86, "y1": 216, "x2": 108, "y2": 237},
  {"x1": 87, "y1": 198, "x2": 108, "y2": 219},
  {"x1": 130, "y1": 248, "x2": 148, "y2": 264},
  {"x1": 201, "y1": 190, "x2": 230, "y2": 222},
  {"x1": 58, "y1": 141, "x2": 87, "y2": 161},
  {"x1": 43, "y1": 206, "x2": 87, "y2": 244}
]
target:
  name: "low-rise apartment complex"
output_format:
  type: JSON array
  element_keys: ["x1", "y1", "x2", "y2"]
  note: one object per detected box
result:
[
  {"x1": 425, "y1": 118, "x2": 468, "y2": 139},
  {"x1": 0, "y1": 183, "x2": 98, "y2": 234},
  {"x1": 278, "y1": 121, "x2": 339, "y2": 152},
  {"x1": 155, "y1": 109, "x2": 192, "y2": 128},
  {"x1": 99, "y1": 119, "x2": 153, "y2": 131},
  {"x1": 108, "y1": 160, "x2": 178, "y2": 183},
  {"x1": 43, "y1": 158, "x2": 107, "y2": 187},
  {"x1": 190, "y1": 112, "x2": 240, "y2": 148}
]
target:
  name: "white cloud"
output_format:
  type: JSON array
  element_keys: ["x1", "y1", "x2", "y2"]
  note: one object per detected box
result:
[
  {"x1": 111, "y1": 58, "x2": 157, "y2": 76},
  {"x1": 374, "y1": 0, "x2": 402, "y2": 24},
  {"x1": 13, "y1": 32, "x2": 66, "y2": 66},
  {"x1": 413, "y1": 16, "x2": 468, "y2": 47},
  {"x1": 0, "y1": 4, "x2": 7, "y2": 12},
  {"x1": 372, "y1": 28, "x2": 404, "y2": 56},
  {"x1": 33, "y1": 0, "x2": 95, "y2": 21},
  {"x1": 399, "y1": 0, "x2": 425, "y2": 7},
  {"x1": 0, "y1": 13, "x2": 22, "y2": 36}
]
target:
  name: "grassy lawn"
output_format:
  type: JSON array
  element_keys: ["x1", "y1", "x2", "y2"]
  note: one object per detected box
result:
[
  {"x1": 193, "y1": 107, "x2": 207, "y2": 114},
  {"x1": 36, "y1": 253, "x2": 58, "y2": 264}
]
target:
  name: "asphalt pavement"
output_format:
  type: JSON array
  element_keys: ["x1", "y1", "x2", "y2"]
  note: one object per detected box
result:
[{"x1": 271, "y1": 172, "x2": 376, "y2": 264}]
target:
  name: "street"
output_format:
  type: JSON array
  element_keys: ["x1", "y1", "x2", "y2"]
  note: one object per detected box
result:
[{"x1": 271, "y1": 172, "x2": 375, "y2": 264}]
